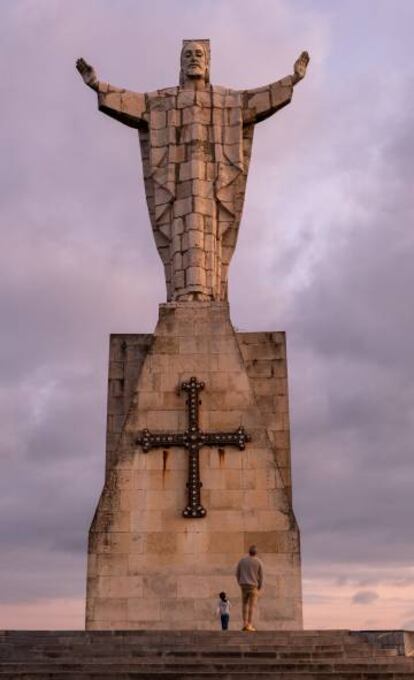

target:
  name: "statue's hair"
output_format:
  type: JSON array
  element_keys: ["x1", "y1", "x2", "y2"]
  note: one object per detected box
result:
[{"x1": 180, "y1": 39, "x2": 210, "y2": 86}]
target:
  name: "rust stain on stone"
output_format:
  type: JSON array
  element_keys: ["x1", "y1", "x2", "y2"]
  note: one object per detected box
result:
[
  {"x1": 218, "y1": 448, "x2": 225, "y2": 465},
  {"x1": 162, "y1": 450, "x2": 169, "y2": 485}
]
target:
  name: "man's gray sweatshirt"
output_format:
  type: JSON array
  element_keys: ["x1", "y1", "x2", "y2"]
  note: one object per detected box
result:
[{"x1": 236, "y1": 555, "x2": 263, "y2": 589}]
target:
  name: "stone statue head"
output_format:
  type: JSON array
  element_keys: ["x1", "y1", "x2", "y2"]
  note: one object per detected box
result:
[{"x1": 180, "y1": 39, "x2": 210, "y2": 86}]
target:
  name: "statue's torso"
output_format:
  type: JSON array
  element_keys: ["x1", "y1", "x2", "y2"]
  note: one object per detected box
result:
[{"x1": 136, "y1": 85, "x2": 254, "y2": 301}]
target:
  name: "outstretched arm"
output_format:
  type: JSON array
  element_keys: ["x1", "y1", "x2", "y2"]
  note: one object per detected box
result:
[
  {"x1": 76, "y1": 58, "x2": 147, "y2": 130},
  {"x1": 243, "y1": 51, "x2": 310, "y2": 124}
]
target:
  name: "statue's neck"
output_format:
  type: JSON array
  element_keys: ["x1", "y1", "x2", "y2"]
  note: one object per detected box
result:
[{"x1": 181, "y1": 76, "x2": 207, "y2": 91}]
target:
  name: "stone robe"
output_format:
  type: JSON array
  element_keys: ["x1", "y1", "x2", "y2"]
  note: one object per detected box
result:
[{"x1": 96, "y1": 76, "x2": 293, "y2": 300}]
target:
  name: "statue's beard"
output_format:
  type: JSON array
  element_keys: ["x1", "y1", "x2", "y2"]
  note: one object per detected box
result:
[
  {"x1": 179, "y1": 67, "x2": 209, "y2": 86},
  {"x1": 185, "y1": 66, "x2": 204, "y2": 76}
]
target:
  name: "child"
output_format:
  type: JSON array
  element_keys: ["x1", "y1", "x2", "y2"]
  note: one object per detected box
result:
[{"x1": 216, "y1": 591, "x2": 231, "y2": 630}]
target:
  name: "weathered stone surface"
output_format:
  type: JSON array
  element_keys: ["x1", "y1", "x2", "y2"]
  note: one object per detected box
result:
[
  {"x1": 77, "y1": 43, "x2": 310, "y2": 303},
  {"x1": 86, "y1": 303, "x2": 302, "y2": 630}
]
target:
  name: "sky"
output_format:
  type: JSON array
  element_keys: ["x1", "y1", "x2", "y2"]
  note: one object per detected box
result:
[{"x1": 1, "y1": 0, "x2": 413, "y2": 630}]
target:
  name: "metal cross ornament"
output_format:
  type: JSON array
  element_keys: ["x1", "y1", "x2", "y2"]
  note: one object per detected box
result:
[{"x1": 135, "y1": 377, "x2": 251, "y2": 518}]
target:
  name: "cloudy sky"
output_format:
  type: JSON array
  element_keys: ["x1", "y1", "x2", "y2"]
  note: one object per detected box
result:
[{"x1": 1, "y1": 0, "x2": 413, "y2": 630}]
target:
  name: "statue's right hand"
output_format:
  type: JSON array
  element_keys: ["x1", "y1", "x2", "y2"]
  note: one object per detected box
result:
[{"x1": 76, "y1": 58, "x2": 98, "y2": 88}]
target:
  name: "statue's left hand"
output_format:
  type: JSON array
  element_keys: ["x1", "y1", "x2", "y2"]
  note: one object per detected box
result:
[
  {"x1": 293, "y1": 51, "x2": 310, "y2": 83},
  {"x1": 76, "y1": 57, "x2": 98, "y2": 89}
]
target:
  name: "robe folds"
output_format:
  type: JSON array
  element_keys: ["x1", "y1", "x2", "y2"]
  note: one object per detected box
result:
[{"x1": 97, "y1": 77, "x2": 293, "y2": 301}]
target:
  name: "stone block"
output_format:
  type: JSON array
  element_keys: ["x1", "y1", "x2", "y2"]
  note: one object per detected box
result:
[
  {"x1": 174, "y1": 270, "x2": 185, "y2": 288},
  {"x1": 186, "y1": 266, "x2": 206, "y2": 286},
  {"x1": 276, "y1": 529, "x2": 300, "y2": 554},
  {"x1": 93, "y1": 597, "x2": 127, "y2": 622},
  {"x1": 181, "y1": 230, "x2": 202, "y2": 251},
  {"x1": 144, "y1": 531, "x2": 178, "y2": 554},
  {"x1": 243, "y1": 509, "x2": 290, "y2": 531},
  {"x1": 160, "y1": 598, "x2": 195, "y2": 622},
  {"x1": 177, "y1": 91, "x2": 195, "y2": 108},
  {"x1": 208, "y1": 489, "x2": 243, "y2": 510},
  {"x1": 270, "y1": 79, "x2": 293, "y2": 109},
  {"x1": 173, "y1": 196, "x2": 192, "y2": 217},
  {"x1": 144, "y1": 489, "x2": 178, "y2": 510},
  {"x1": 119, "y1": 490, "x2": 146, "y2": 513},
  {"x1": 273, "y1": 431, "x2": 290, "y2": 449},
  {"x1": 131, "y1": 510, "x2": 162, "y2": 532},
  {"x1": 172, "y1": 217, "x2": 184, "y2": 236},
  {"x1": 207, "y1": 447, "x2": 243, "y2": 470},
  {"x1": 97, "y1": 575, "x2": 143, "y2": 598},
  {"x1": 260, "y1": 597, "x2": 295, "y2": 621},
  {"x1": 193, "y1": 196, "x2": 215, "y2": 217},
  {"x1": 207, "y1": 575, "x2": 240, "y2": 598},
  {"x1": 181, "y1": 123, "x2": 209, "y2": 143},
  {"x1": 184, "y1": 213, "x2": 204, "y2": 231},
  {"x1": 208, "y1": 531, "x2": 244, "y2": 554},
  {"x1": 183, "y1": 248, "x2": 205, "y2": 268},
  {"x1": 92, "y1": 510, "x2": 131, "y2": 533},
  {"x1": 143, "y1": 411, "x2": 180, "y2": 431},
  {"x1": 169, "y1": 144, "x2": 186, "y2": 163},
  {"x1": 279, "y1": 466, "x2": 291, "y2": 491},
  {"x1": 108, "y1": 361, "x2": 124, "y2": 379},
  {"x1": 176, "y1": 180, "x2": 192, "y2": 200},
  {"x1": 224, "y1": 469, "x2": 242, "y2": 490},
  {"x1": 143, "y1": 574, "x2": 177, "y2": 598},
  {"x1": 244, "y1": 530, "x2": 281, "y2": 553},
  {"x1": 177, "y1": 575, "x2": 210, "y2": 598},
  {"x1": 244, "y1": 489, "x2": 273, "y2": 510},
  {"x1": 177, "y1": 335, "x2": 204, "y2": 354},
  {"x1": 205, "y1": 510, "x2": 242, "y2": 531},
  {"x1": 192, "y1": 179, "x2": 213, "y2": 198},
  {"x1": 95, "y1": 553, "x2": 129, "y2": 576},
  {"x1": 151, "y1": 147, "x2": 168, "y2": 167},
  {"x1": 248, "y1": 89, "x2": 271, "y2": 114},
  {"x1": 160, "y1": 510, "x2": 203, "y2": 534},
  {"x1": 127, "y1": 597, "x2": 161, "y2": 622},
  {"x1": 167, "y1": 109, "x2": 181, "y2": 127},
  {"x1": 89, "y1": 530, "x2": 131, "y2": 555},
  {"x1": 177, "y1": 531, "x2": 209, "y2": 555},
  {"x1": 223, "y1": 125, "x2": 241, "y2": 144},
  {"x1": 273, "y1": 359, "x2": 288, "y2": 378},
  {"x1": 179, "y1": 160, "x2": 206, "y2": 181}
]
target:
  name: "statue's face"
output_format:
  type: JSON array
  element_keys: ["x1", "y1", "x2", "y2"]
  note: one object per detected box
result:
[{"x1": 181, "y1": 42, "x2": 208, "y2": 79}]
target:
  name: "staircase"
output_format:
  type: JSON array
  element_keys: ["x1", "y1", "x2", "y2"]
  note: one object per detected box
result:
[{"x1": 1, "y1": 630, "x2": 414, "y2": 679}]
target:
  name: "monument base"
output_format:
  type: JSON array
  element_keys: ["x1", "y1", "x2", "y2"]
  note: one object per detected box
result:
[{"x1": 86, "y1": 302, "x2": 302, "y2": 630}]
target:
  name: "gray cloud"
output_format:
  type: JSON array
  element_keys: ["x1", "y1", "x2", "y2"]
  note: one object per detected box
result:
[{"x1": 352, "y1": 591, "x2": 380, "y2": 605}]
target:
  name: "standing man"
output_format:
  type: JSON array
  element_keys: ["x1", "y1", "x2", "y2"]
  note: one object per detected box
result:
[{"x1": 236, "y1": 545, "x2": 263, "y2": 631}]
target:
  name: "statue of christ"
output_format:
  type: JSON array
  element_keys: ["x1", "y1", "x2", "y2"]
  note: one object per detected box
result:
[{"x1": 77, "y1": 41, "x2": 309, "y2": 301}]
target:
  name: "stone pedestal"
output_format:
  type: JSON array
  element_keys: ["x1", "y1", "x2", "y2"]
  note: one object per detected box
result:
[{"x1": 86, "y1": 302, "x2": 302, "y2": 630}]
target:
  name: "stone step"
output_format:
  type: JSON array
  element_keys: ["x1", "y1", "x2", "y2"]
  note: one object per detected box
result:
[
  {"x1": 0, "y1": 630, "x2": 371, "y2": 639},
  {"x1": 0, "y1": 647, "x2": 400, "y2": 659},
  {"x1": 1, "y1": 660, "x2": 413, "y2": 671},
  {"x1": 0, "y1": 672, "x2": 414, "y2": 680},
  {"x1": 0, "y1": 634, "x2": 386, "y2": 648},
  {"x1": 0, "y1": 643, "x2": 382, "y2": 655},
  {"x1": 1, "y1": 630, "x2": 413, "y2": 679}
]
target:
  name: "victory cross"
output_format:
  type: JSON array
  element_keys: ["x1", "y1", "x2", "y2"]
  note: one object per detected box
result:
[
  {"x1": 135, "y1": 376, "x2": 251, "y2": 518},
  {"x1": 76, "y1": 42, "x2": 309, "y2": 302}
]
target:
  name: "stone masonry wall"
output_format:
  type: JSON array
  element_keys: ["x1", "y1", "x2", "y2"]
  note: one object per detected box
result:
[
  {"x1": 86, "y1": 302, "x2": 302, "y2": 630},
  {"x1": 237, "y1": 332, "x2": 292, "y2": 503}
]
